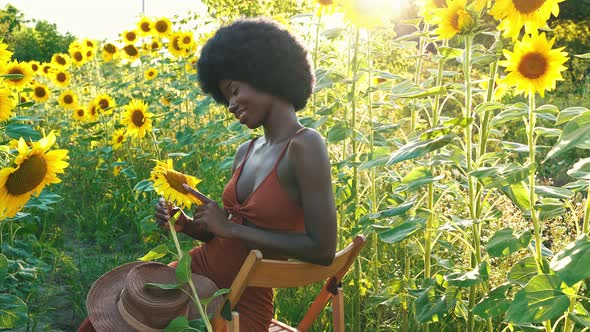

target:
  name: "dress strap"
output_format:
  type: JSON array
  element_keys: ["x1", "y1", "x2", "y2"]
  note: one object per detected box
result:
[
  {"x1": 238, "y1": 137, "x2": 259, "y2": 171},
  {"x1": 273, "y1": 127, "x2": 307, "y2": 169}
]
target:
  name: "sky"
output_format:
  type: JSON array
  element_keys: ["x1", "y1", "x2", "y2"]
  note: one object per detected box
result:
[{"x1": 1, "y1": 0, "x2": 207, "y2": 41}]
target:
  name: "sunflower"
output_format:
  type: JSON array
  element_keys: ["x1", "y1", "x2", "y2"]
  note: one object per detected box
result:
[
  {"x1": 41, "y1": 63, "x2": 53, "y2": 77},
  {"x1": 342, "y1": 0, "x2": 396, "y2": 28},
  {"x1": 150, "y1": 159, "x2": 202, "y2": 208},
  {"x1": 94, "y1": 94, "x2": 116, "y2": 114},
  {"x1": 121, "y1": 99, "x2": 153, "y2": 138},
  {"x1": 0, "y1": 42, "x2": 13, "y2": 66},
  {"x1": 101, "y1": 43, "x2": 118, "y2": 62},
  {"x1": 499, "y1": 31, "x2": 568, "y2": 97},
  {"x1": 490, "y1": 0, "x2": 564, "y2": 39},
  {"x1": 122, "y1": 44, "x2": 140, "y2": 61},
  {"x1": 316, "y1": 0, "x2": 339, "y2": 16},
  {"x1": 432, "y1": 0, "x2": 476, "y2": 39},
  {"x1": 29, "y1": 61, "x2": 41, "y2": 74},
  {"x1": 420, "y1": 0, "x2": 448, "y2": 22},
  {"x1": 51, "y1": 53, "x2": 71, "y2": 69},
  {"x1": 83, "y1": 39, "x2": 98, "y2": 53},
  {"x1": 52, "y1": 70, "x2": 71, "y2": 87},
  {"x1": 58, "y1": 90, "x2": 78, "y2": 109},
  {"x1": 31, "y1": 82, "x2": 50, "y2": 103},
  {"x1": 3, "y1": 61, "x2": 33, "y2": 90},
  {"x1": 0, "y1": 132, "x2": 69, "y2": 219},
  {"x1": 70, "y1": 46, "x2": 85, "y2": 65},
  {"x1": 150, "y1": 39, "x2": 162, "y2": 52},
  {"x1": 185, "y1": 57, "x2": 198, "y2": 74},
  {"x1": 0, "y1": 87, "x2": 16, "y2": 122},
  {"x1": 122, "y1": 30, "x2": 139, "y2": 44},
  {"x1": 168, "y1": 32, "x2": 188, "y2": 58},
  {"x1": 86, "y1": 100, "x2": 99, "y2": 122},
  {"x1": 110, "y1": 129, "x2": 127, "y2": 150},
  {"x1": 153, "y1": 17, "x2": 172, "y2": 37},
  {"x1": 137, "y1": 17, "x2": 153, "y2": 36},
  {"x1": 113, "y1": 159, "x2": 124, "y2": 176},
  {"x1": 144, "y1": 68, "x2": 158, "y2": 80},
  {"x1": 72, "y1": 107, "x2": 86, "y2": 121}
]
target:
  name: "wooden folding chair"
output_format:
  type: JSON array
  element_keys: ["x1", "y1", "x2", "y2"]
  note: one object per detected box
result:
[{"x1": 211, "y1": 235, "x2": 366, "y2": 332}]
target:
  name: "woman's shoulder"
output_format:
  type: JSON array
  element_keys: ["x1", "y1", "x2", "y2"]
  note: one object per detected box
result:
[{"x1": 288, "y1": 127, "x2": 328, "y2": 158}]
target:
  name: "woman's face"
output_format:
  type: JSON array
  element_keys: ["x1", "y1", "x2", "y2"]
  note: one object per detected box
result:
[{"x1": 218, "y1": 80, "x2": 274, "y2": 129}]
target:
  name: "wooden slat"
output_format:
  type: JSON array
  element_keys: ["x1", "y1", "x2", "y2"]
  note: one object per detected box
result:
[
  {"x1": 332, "y1": 287, "x2": 344, "y2": 332},
  {"x1": 269, "y1": 319, "x2": 299, "y2": 331}
]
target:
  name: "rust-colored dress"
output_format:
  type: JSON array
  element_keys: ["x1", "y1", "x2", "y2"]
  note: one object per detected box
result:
[{"x1": 78, "y1": 129, "x2": 306, "y2": 332}]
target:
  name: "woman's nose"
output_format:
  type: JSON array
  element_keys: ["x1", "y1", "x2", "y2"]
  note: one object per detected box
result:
[{"x1": 228, "y1": 102, "x2": 238, "y2": 113}]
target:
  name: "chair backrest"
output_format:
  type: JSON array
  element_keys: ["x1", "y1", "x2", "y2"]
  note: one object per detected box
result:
[{"x1": 211, "y1": 235, "x2": 367, "y2": 331}]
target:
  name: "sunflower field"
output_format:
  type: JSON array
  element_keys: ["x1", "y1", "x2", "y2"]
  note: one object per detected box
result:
[{"x1": 2, "y1": 0, "x2": 590, "y2": 331}]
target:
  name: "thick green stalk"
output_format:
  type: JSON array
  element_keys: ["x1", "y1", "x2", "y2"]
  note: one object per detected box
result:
[
  {"x1": 584, "y1": 185, "x2": 590, "y2": 234},
  {"x1": 168, "y1": 215, "x2": 212, "y2": 332},
  {"x1": 350, "y1": 27, "x2": 361, "y2": 332},
  {"x1": 402, "y1": 246, "x2": 410, "y2": 332},
  {"x1": 527, "y1": 94, "x2": 552, "y2": 332},
  {"x1": 463, "y1": 34, "x2": 480, "y2": 332},
  {"x1": 412, "y1": 24, "x2": 430, "y2": 132}
]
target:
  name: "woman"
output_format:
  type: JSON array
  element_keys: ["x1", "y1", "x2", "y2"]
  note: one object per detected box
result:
[{"x1": 81, "y1": 17, "x2": 337, "y2": 331}]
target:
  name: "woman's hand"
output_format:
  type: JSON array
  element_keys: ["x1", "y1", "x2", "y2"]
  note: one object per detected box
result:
[
  {"x1": 182, "y1": 184, "x2": 236, "y2": 238},
  {"x1": 154, "y1": 197, "x2": 190, "y2": 233}
]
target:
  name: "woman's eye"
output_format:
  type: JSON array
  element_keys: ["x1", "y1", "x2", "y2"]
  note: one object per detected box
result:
[{"x1": 232, "y1": 88, "x2": 238, "y2": 95}]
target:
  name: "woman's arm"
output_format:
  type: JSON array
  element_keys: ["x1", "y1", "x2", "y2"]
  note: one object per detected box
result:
[{"x1": 189, "y1": 130, "x2": 337, "y2": 266}]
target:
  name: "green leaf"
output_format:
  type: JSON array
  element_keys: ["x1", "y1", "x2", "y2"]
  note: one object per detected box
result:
[
  {"x1": 397, "y1": 166, "x2": 443, "y2": 192},
  {"x1": 413, "y1": 286, "x2": 452, "y2": 323},
  {"x1": 567, "y1": 157, "x2": 590, "y2": 180},
  {"x1": 498, "y1": 182, "x2": 531, "y2": 211},
  {"x1": 545, "y1": 111, "x2": 590, "y2": 161},
  {"x1": 575, "y1": 53, "x2": 590, "y2": 59},
  {"x1": 568, "y1": 312, "x2": 590, "y2": 328},
  {"x1": 221, "y1": 300, "x2": 232, "y2": 321},
  {"x1": 395, "y1": 85, "x2": 447, "y2": 99},
  {"x1": 438, "y1": 46, "x2": 463, "y2": 60},
  {"x1": 163, "y1": 316, "x2": 191, "y2": 332},
  {"x1": 444, "y1": 261, "x2": 490, "y2": 287},
  {"x1": 5, "y1": 123, "x2": 42, "y2": 141},
  {"x1": 534, "y1": 186, "x2": 574, "y2": 199},
  {"x1": 550, "y1": 235, "x2": 590, "y2": 286},
  {"x1": 139, "y1": 244, "x2": 170, "y2": 261},
  {"x1": 505, "y1": 274, "x2": 569, "y2": 324},
  {"x1": 175, "y1": 252, "x2": 192, "y2": 284},
  {"x1": 486, "y1": 228, "x2": 531, "y2": 258},
  {"x1": 556, "y1": 106, "x2": 589, "y2": 125},
  {"x1": 0, "y1": 254, "x2": 7, "y2": 283},
  {"x1": 473, "y1": 283, "x2": 512, "y2": 319},
  {"x1": 387, "y1": 135, "x2": 454, "y2": 165},
  {"x1": 475, "y1": 102, "x2": 504, "y2": 115},
  {"x1": 375, "y1": 217, "x2": 425, "y2": 244},
  {"x1": 536, "y1": 200, "x2": 565, "y2": 220},
  {"x1": 326, "y1": 122, "x2": 352, "y2": 143},
  {"x1": 359, "y1": 198, "x2": 416, "y2": 224},
  {"x1": 144, "y1": 282, "x2": 184, "y2": 290},
  {"x1": 0, "y1": 294, "x2": 28, "y2": 329},
  {"x1": 491, "y1": 107, "x2": 526, "y2": 126},
  {"x1": 359, "y1": 154, "x2": 389, "y2": 170},
  {"x1": 133, "y1": 179, "x2": 154, "y2": 193}
]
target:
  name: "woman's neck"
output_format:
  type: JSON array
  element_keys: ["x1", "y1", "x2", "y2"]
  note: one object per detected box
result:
[{"x1": 262, "y1": 100, "x2": 302, "y2": 145}]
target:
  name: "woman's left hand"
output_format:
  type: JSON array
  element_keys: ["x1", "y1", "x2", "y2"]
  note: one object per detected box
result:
[{"x1": 182, "y1": 184, "x2": 236, "y2": 238}]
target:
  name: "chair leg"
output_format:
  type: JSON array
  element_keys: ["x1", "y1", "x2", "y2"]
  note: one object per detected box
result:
[
  {"x1": 332, "y1": 287, "x2": 344, "y2": 332},
  {"x1": 226, "y1": 311, "x2": 239, "y2": 332}
]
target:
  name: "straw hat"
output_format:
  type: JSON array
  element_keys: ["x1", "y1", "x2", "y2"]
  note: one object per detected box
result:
[{"x1": 86, "y1": 261, "x2": 221, "y2": 332}]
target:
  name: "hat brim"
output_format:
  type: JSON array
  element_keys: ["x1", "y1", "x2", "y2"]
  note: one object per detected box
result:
[{"x1": 87, "y1": 261, "x2": 222, "y2": 332}]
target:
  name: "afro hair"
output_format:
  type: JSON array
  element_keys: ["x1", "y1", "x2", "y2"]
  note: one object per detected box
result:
[{"x1": 196, "y1": 18, "x2": 315, "y2": 111}]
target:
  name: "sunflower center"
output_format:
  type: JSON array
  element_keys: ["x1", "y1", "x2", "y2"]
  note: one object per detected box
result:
[
  {"x1": 124, "y1": 45, "x2": 138, "y2": 56},
  {"x1": 131, "y1": 110, "x2": 145, "y2": 126},
  {"x1": 140, "y1": 22, "x2": 151, "y2": 32},
  {"x1": 518, "y1": 52, "x2": 547, "y2": 79},
  {"x1": 64, "y1": 95, "x2": 73, "y2": 104},
  {"x1": 172, "y1": 38, "x2": 182, "y2": 51},
  {"x1": 318, "y1": 0, "x2": 333, "y2": 4},
  {"x1": 117, "y1": 135, "x2": 124, "y2": 143},
  {"x1": 5, "y1": 154, "x2": 48, "y2": 196},
  {"x1": 43, "y1": 66, "x2": 51, "y2": 74},
  {"x1": 8, "y1": 68, "x2": 24, "y2": 82},
  {"x1": 164, "y1": 171, "x2": 188, "y2": 194},
  {"x1": 126, "y1": 32, "x2": 137, "y2": 41},
  {"x1": 512, "y1": 0, "x2": 545, "y2": 14},
  {"x1": 182, "y1": 36, "x2": 191, "y2": 44},
  {"x1": 151, "y1": 42, "x2": 160, "y2": 50},
  {"x1": 104, "y1": 44, "x2": 117, "y2": 53},
  {"x1": 56, "y1": 56, "x2": 66, "y2": 65},
  {"x1": 74, "y1": 52, "x2": 83, "y2": 61},
  {"x1": 451, "y1": 12, "x2": 460, "y2": 30},
  {"x1": 77, "y1": 109, "x2": 85, "y2": 116},
  {"x1": 155, "y1": 21, "x2": 168, "y2": 33},
  {"x1": 57, "y1": 72, "x2": 67, "y2": 82},
  {"x1": 35, "y1": 87, "x2": 46, "y2": 98},
  {"x1": 31, "y1": 64, "x2": 39, "y2": 71},
  {"x1": 99, "y1": 99, "x2": 109, "y2": 109}
]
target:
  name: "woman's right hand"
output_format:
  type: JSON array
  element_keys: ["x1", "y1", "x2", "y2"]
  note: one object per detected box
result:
[{"x1": 155, "y1": 198, "x2": 190, "y2": 233}]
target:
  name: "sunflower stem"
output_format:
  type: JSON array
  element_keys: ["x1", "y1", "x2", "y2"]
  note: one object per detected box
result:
[
  {"x1": 167, "y1": 204, "x2": 212, "y2": 332},
  {"x1": 311, "y1": 10, "x2": 322, "y2": 116}
]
